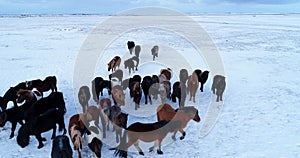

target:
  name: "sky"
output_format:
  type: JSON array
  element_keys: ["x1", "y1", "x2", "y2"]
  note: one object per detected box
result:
[{"x1": 0, "y1": 0, "x2": 299, "y2": 14}]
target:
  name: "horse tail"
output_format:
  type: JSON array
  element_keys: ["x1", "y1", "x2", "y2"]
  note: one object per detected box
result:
[{"x1": 111, "y1": 129, "x2": 127, "y2": 158}]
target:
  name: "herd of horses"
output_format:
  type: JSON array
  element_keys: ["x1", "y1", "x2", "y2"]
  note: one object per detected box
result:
[{"x1": 0, "y1": 41, "x2": 226, "y2": 158}]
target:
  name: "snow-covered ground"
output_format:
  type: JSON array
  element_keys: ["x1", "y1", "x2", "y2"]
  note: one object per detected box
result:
[{"x1": 0, "y1": 14, "x2": 300, "y2": 158}]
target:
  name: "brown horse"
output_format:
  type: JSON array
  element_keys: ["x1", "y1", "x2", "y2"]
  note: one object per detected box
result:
[
  {"x1": 211, "y1": 75, "x2": 226, "y2": 102},
  {"x1": 108, "y1": 56, "x2": 121, "y2": 72},
  {"x1": 16, "y1": 89, "x2": 42, "y2": 103},
  {"x1": 85, "y1": 106, "x2": 100, "y2": 128},
  {"x1": 78, "y1": 86, "x2": 91, "y2": 113},
  {"x1": 156, "y1": 103, "x2": 200, "y2": 140},
  {"x1": 112, "y1": 120, "x2": 182, "y2": 158},
  {"x1": 68, "y1": 114, "x2": 91, "y2": 158},
  {"x1": 111, "y1": 85, "x2": 125, "y2": 106},
  {"x1": 99, "y1": 98, "x2": 111, "y2": 138},
  {"x1": 160, "y1": 68, "x2": 172, "y2": 81},
  {"x1": 26, "y1": 76, "x2": 57, "y2": 96},
  {"x1": 187, "y1": 72, "x2": 199, "y2": 103},
  {"x1": 151, "y1": 45, "x2": 159, "y2": 61}
]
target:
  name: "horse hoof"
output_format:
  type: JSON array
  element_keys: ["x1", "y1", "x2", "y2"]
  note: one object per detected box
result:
[
  {"x1": 171, "y1": 136, "x2": 176, "y2": 140},
  {"x1": 42, "y1": 138, "x2": 47, "y2": 141},
  {"x1": 139, "y1": 152, "x2": 144, "y2": 155},
  {"x1": 149, "y1": 147, "x2": 154, "y2": 152},
  {"x1": 9, "y1": 135, "x2": 14, "y2": 139},
  {"x1": 157, "y1": 150, "x2": 163, "y2": 155},
  {"x1": 180, "y1": 136, "x2": 185, "y2": 140}
]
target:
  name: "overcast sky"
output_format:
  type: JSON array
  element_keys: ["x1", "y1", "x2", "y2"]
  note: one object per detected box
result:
[{"x1": 0, "y1": 0, "x2": 299, "y2": 14}]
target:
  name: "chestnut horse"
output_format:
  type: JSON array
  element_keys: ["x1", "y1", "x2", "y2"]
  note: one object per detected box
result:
[
  {"x1": 151, "y1": 45, "x2": 159, "y2": 61},
  {"x1": 156, "y1": 103, "x2": 200, "y2": 140},
  {"x1": 108, "y1": 56, "x2": 121, "y2": 72},
  {"x1": 112, "y1": 120, "x2": 182, "y2": 158},
  {"x1": 211, "y1": 75, "x2": 226, "y2": 102},
  {"x1": 187, "y1": 72, "x2": 199, "y2": 103},
  {"x1": 68, "y1": 114, "x2": 92, "y2": 158},
  {"x1": 160, "y1": 68, "x2": 172, "y2": 81},
  {"x1": 111, "y1": 85, "x2": 125, "y2": 106},
  {"x1": 99, "y1": 98, "x2": 111, "y2": 138}
]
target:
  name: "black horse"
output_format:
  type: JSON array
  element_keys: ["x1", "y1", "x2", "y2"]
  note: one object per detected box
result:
[
  {"x1": 0, "y1": 82, "x2": 27, "y2": 110},
  {"x1": 51, "y1": 135, "x2": 73, "y2": 158},
  {"x1": 92, "y1": 77, "x2": 112, "y2": 102},
  {"x1": 171, "y1": 82, "x2": 187, "y2": 107},
  {"x1": 17, "y1": 108, "x2": 67, "y2": 149},
  {"x1": 194, "y1": 69, "x2": 209, "y2": 92},
  {"x1": 24, "y1": 92, "x2": 66, "y2": 122}
]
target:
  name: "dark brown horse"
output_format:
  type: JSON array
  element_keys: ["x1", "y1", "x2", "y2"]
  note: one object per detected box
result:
[
  {"x1": 112, "y1": 120, "x2": 182, "y2": 158},
  {"x1": 26, "y1": 76, "x2": 57, "y2": 96},
  {"x1": 156, "y1": 103, "x2": 200, "y2": 140},
  {"x1": 187, "y1": 72, "x2": 199, "y2": 103},
  {"x1": 0, "y1": 82, "x2": 27, "y2": 110},
  {"x1": 130, "y1": 81, "x2": 142, "y2": 110},
  {"x1": 68, "y1": 114, "x2": 91, "y2": 158},
  {"x1": 194, "y1": 69, "x2": 209, "y2": 92},
  {"x1": 211, "y1": 75, "x2": 226, "y2": 102},
  {"x1": 17, "y1": 89, "x2": 42, "y2": 103},
  {"x1": 127, "y1": 41, "x2": 135, "y2": 54},
  {"x1": 108, "y1": 56, "x2": 121, "y2": 72}
]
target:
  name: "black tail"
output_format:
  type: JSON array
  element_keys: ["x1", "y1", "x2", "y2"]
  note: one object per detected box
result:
[{"x1": 110, "y1": 130, "x2": 127, "y2": 158}]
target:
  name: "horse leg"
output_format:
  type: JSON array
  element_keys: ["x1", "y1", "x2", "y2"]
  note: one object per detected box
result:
[
  {"x1": 78, "y1": 150, "x2": 82, "y2": 158},
  {"x1": 149, "y1": 140, "x2": 158, "y2": 152},
  {"x1": 149, "y1": 95, "x2": 152, "y2": 105},
  {"x1": 35, "y1": 134, "x2": 45, "y2": 149},
  {"x1": 179, "y1": 129, "x2": 186, "y2": 140},
  {"x1": 200, "y1": 83, "x2": 204, "y2": 92},
  {"x1": 193, "y1": 93, "x2": 196, "y2": 103},
  {"x1": 135, "y1": 103, "x2": 138, "y2": 110},
  {"x1": 51, "y1": 126, "x2": 56, "y2": 139},
  {"x1": 133, "y1": 141, "x2": 144, "y2": 155},
  {"x1": 13, "y1": 100, "x2": 17, "y2": 107},
  {"x1": 157, "y1": 139, "x2": 163, "y2": 154},
  {"x1": 171, "y1": 131, "x2": 177, "y2": 140},
  {"x1": 9, "y1": 122, "x2": 17, "y2": 139}
]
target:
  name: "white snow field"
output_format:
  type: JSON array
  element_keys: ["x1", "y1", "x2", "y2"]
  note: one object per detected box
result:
[{"x1": 0, "y1": 14, "x2": 300, "y2": 158}]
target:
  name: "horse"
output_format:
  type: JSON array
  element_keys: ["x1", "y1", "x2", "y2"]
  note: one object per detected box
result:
[
  {"x1": 85, "y1": 105, "x2": 100, "y2": 128},
  {"x1": 109, "y1": 69, "x2": 123, "y2": 82},
  {"x1": 99, "y1": 98, "x2": 112, "y2": 138},
  {"x1": 26, "y1": 76, "x2": 57, "y2": 96},
  {"x1": 108, "y1": 56, "x2": 121, "y2": 72},
  {"x1": 135, "y1": 45, "x2": 141, "y2": 58},
  {"x1": 127, "y1": 41, "x2": 135, "y2": 54},
  {"x1": 124, "y1": 56, "x2": 139, "y2": 74},
  {"x1": 194, "y1": 69, "x2": 209, "y2": 92},
  {"x1": 158, "y1": 81, "x2": 171, "y2": 104},
  {"x1": 113, "y1": 112, "x2": 128, "y2": 144},
  {"x1": 187, "y1": 72, "x2": 199, "y2": 103},
  {"x1": 130, "y1": 82, "x2": 142, "y2": 110},
  {"x1": 51, "y1": 135, "x2": 73, "y2": 158},
  {"x1": 68, "y1": 114, "x2": 92, "y2": 158},
  {"x1": 0, "y1": 98, "x2": 37, "y2": 139},
  {"x1": 160, "y1": 68, "x2": 172, "y2": 81},
  {"x1": 171, "y1": 81, "x2": 187, "y2": 107},
  {"x1": 17, "y1": 108, "x2": 66, "y2": 149},
  {"x1": 156, "y1": 103, "x2": 201, "y2": 140},
  {"x1": 0, "y1": 82, "x2": 27, "y2": 110},
  {"x1": 91, "y1": 77, "x2": 111, "y2": 102},
  {"x1": 78, "y1": 86, "x2": 91, "y2": 113},
  {"x1": 151, "y1": 45, "x2": 159, "y2": 61},
  {"x1": 112, "y1": 85, "x2": 125, "y2": 106},
  {"x1": 16, "y1": 89, "x2": 42, "y2": 103},
  {"x1": 24, "y1": 92, "x2": 66, "y2": 122},
  {"x1": 87, "y1": 121, "x2": 103, "y2": 158},
  {"x1": 112, "y1": 120, "x2": 182, "y2": 158},
  {"x1": 179, "y1": 69, "x2": 189, "y2": 84},
  {"x1": 141, "y1": 76, "x2": 153, "y2": 105},
  {"x1": 211, "y1": 75, "x2": 226, "y2": 102}
]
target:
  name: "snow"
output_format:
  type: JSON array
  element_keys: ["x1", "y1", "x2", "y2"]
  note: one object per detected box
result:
[{"x1": 0, "y1": 14, "x2": 300, "y2": 158}]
